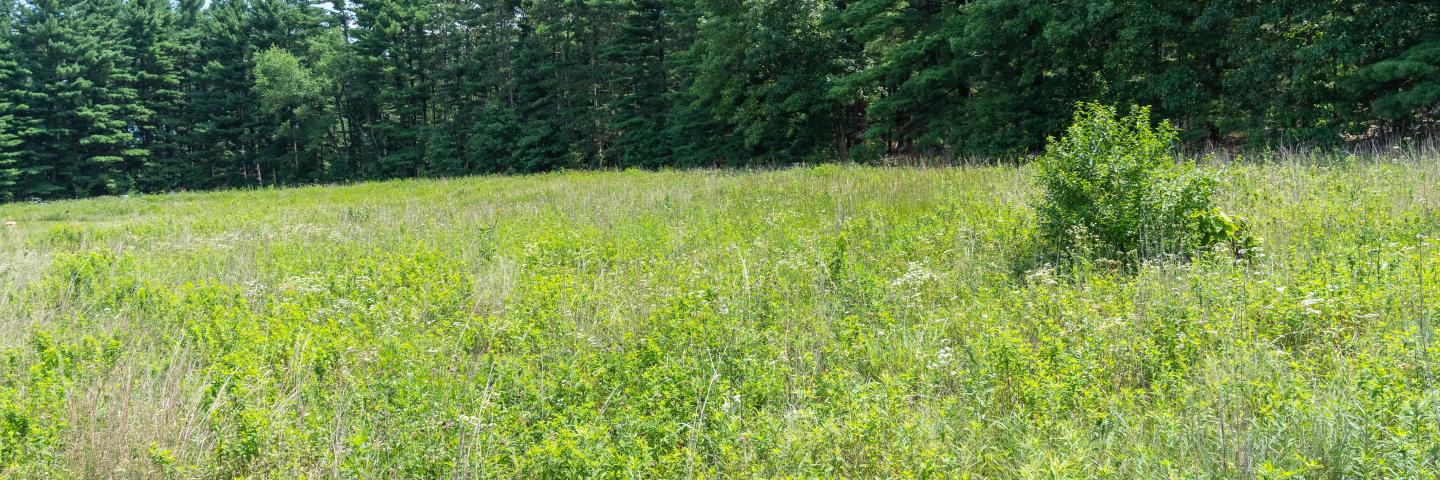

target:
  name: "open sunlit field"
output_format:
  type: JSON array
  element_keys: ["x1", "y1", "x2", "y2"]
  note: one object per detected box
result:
[{"x1": 2, "y1": 160, "x2": 1440, "y2": 478}]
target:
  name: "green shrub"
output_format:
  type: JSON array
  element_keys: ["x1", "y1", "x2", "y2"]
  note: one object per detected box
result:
[{"x1": 1035, "y1": 103, "x2": 1254, "y2": 266}]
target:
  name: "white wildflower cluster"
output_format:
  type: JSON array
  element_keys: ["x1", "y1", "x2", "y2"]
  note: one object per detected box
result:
[
  {"x1": 891, "y1": 261, "x2": 938, "y2": 288},
  {"x1": 928, "y1": 341, "x2": 960, "y2": 377},
  {"x1": 1026, "y1": 266, "x2": 1058, "y2": 286}
]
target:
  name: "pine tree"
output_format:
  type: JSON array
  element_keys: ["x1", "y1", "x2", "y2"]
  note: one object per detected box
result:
[
  {"x1": 946, "y1": 0, "x2": 1086, "y2": 155},
  {"x1": 119, "y1": 0, "x2": 189, "y2": 191},
  {"x1": 297, "y1": 27, "x2": 351, "y2": 181},
  {"x1": 508, "y1": 12, "x2": 573, "y2": 173},
  {"x1": 0, "y1": 0, "x2": 36, "y2": 199},
  {"x1": 352, "y1": 0, "x2": 439, "y2": 178},
  {"x1": 662, "y1": 1, "x2": 730, "y2": 167},
  {"x1": 1341, "y1": 1, "x2": 1440, "y2": 135},
  {"x1": 247, "y1": 0, "x2": 325, "y2": 183},
  {"x1": 12, "y1": 0, "x2": 141, "y2": 198},
  {"x1": 1352, "y1": 41, "x2": 1440, "y2": 125},
  {"x1": 562, "y1": 0, "x2": 625, "y2": 169},
  {"x1": 183, "y1": 0, "x2": 255, "y2": 187},
  {"x1": 182, "y1": 0, "x2": 321, "y2": 188},
  {"x1": 487, "y1": 1, "x2": 580, "y2": 173},
  {"x1": 603, "y1": 0, "x2": 674, "y2": 168},
  {"x1": 684, "y1": 0, "x2": 852, "y2": 165},
  {"x1": 429, "y1": 0, "x2": 522, "y2": 175},
  {"x1": 0, "y1": 0, "x2": 1432, "y2": 200},
  {"x1": 832, "y1": 0, "x2": 955, "y2": 156},
  {"x1": 252, "y1": 46, "x2": 321, "y2": 181}
]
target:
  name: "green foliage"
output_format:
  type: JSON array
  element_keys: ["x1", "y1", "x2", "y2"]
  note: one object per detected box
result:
[
  {"x1": 0, "y1": 1, "x2": 33, "y2": 200},
  {"x1": 0, "y1": 0, "x2": 1438, "y2": 199},
  {"x1": 1351, "y1": 40, "x2": 1440, "y2": 121},
  {"x1": 1, "y1": 163, "x2": 1438, "y2": 476},
  {"x1": 252, "y1": 46, "x2": 332, "y2": 181},
  {"x1": 1035, "y1": 103, "x2": 1255, "y2": 266},
  {"x1": 682, "y1": 0, "x2": 852, "y2": 165},
  {"x1": 253, "y1": 48, "x2": 315, "y2": 124},
  {"x1": 602, "y1": 0, "x2": 674, "y2": 168},
  {"x1": 118, "y1": 0, "x2": 188, "y2": 192},
  {"x1": 10, "y1": 0, "x2": 142, "y2": 198}
]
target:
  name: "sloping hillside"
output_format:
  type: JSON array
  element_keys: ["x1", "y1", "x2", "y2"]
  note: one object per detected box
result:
[{"x1": 1, "y1": 163, "x2": 1438, "y2": 478}]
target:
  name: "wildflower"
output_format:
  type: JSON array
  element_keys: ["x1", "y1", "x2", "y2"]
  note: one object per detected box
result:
[{"x1": 458, "y1": 414, "x2": 485, "y2": 429}]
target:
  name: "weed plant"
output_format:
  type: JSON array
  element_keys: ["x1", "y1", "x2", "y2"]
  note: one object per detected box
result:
[{"x1": 0, "y1": 159, "x2": 1437, "y2": 477}]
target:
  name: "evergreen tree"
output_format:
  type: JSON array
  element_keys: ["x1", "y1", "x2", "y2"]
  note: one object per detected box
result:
[
  {"x1": 306, "y1": 0, "x2": 371, "y2": 180},
  {"x1": 1342, "y1": 1, "x2": 1440, "y2": 135},
  {"x1": 419, "y1": 0, "x2": 525, "y2": 176},
  {"x1": 183, "y1": 0, "x2": 258, "y2": 187},
  {"x1": 352, "y1": 0, "x2": 439, "y2": 178},
  {"x1": 948, "y1": 0, "x2": 1085, "y2": 155},
  {"x1": 12, "y1": 0, "x2": 141, "y2": 198},
  {"x1": 119, "y1": 0, "x2": 189, "y2": 191},
  {"x1": 182, "y1": 0, "x2": 320, "y2": 188},
  {"x1": 603, "y1": 0, "x2": 674, "y2": 167},
  {"x1": 832, "y1": 0, "x2": 956, "y2": 157},
  {"x1": 298, "y1": 27, "x2": 352, "y2": 181},
  {"x1": 501, "y1": 1, "x2": 577, "y2": 173},
  {"x1": 1080, "y1": 0, "x2": 1226, "y2": 143},
  {"x1": 253, "y1": 46, "x2": 322, "y2": 181},
  {"x1": 0, "y1": 0, "x2": 1434, "y2": 201},
  {"x1": 1353, "y1": 41, "x2": 1440, "y2": 125},
  {"x1": 0, "y1": 0, "x2": 35, "y2": 199},
  {"x1": 683, "y1": 0, "x2": 851, "y2": 165}
]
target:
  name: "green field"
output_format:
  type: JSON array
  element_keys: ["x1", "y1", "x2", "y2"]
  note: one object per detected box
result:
[{"x1": 2, "y1": 161, "x2": 1439, "y2": 478}]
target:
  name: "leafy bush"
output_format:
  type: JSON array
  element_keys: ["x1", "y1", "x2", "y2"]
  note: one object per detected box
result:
[
  {"x1": 12, "y1": 163, "x2": 1440, "y2": 477},
  {"x1": 1035, "y1": 103, "x2": 1254, "y2": 266}
]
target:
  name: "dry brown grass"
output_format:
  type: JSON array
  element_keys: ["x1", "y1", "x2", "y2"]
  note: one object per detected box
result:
[{"x1": 64, "y1": 351, "x2": 214, "y2": 479}]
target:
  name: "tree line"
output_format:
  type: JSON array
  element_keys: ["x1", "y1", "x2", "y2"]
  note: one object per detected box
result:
[{"x1": 0, "y1": 0, "x2": 1437, "y2": 200}]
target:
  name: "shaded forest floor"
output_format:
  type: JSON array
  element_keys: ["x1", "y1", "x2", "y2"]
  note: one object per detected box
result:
[{"x1": 1, "y1": 160, "x2": 1439, "y2": 478}]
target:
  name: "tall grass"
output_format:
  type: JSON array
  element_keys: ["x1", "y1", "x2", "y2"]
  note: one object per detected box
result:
[{"x1": 0, "y1": 157, "x2": 1437, "y2": 478}]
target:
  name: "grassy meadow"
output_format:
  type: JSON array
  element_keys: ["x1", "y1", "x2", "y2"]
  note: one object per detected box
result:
[{"x1": 1, "y1": 159, "x2": 1439, "y2": 478}]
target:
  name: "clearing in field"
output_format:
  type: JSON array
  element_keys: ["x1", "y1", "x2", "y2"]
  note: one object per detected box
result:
[{"x1": 1, "y1": 161, "x2": 1439, "y2": 477}]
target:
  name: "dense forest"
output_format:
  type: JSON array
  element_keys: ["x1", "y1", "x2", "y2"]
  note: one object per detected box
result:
[{"x1": 0, "y1": 0, "x2": 1437, "y2": 200}]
